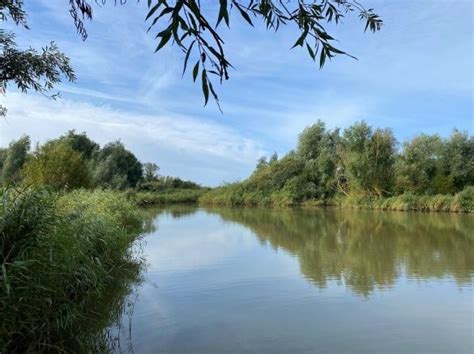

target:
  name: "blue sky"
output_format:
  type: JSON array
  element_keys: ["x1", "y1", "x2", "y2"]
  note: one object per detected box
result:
[{"x1": 0, "y1": 0, "x2": 472, "y2": 186}]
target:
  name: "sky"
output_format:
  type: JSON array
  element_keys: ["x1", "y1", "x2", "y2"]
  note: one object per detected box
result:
[{"x1": 0, "y1": 0, "x2": 472, "y2": 186}]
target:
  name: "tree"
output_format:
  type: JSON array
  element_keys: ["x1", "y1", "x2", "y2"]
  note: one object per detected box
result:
[
  {"x1": 394, "y1": 134, "x2": 445, "y2": 194},
  {"x1": 269, "y1": 152, "x2": 278, "y2": 164},
  {"x1": 0, "y1": 1, "x2": 75, "y2": 116},
  {"x1": 92, "y1": 141, "x2": 143, "y2": 189},
  {"x1": 71, "y1": 0, "x2": 382, "y2": 108},
  {"x1": 255, "y1": 156, "x2": 268, "y2": 170},
  {"x1": 297, "y1": 121, "x2": 340, "y2": 198},
  {"x1": 1, "y1": 135, "x2": 30, "y2": 184},
  {"x1": 395, "y1": 130, "x2": 474, "y2": 195},
  {"x1": 55, "y1": 130, "x2": 99, "y2": 159},
  {"x1": 0, "y1": 148, "x2": 7, "y2": 181},
  {"x1": 143, "y1": 162, "x2": 160, "y2": 182},
  {"x1": 443, "y1": 130, "x2": 474, "y2": 192},
  {"x1": 340, "y1": 122, "x2": 396, "y2": 196},
  {"x1": 22, "y1": 140, "x2": 91, "y2": 190}
]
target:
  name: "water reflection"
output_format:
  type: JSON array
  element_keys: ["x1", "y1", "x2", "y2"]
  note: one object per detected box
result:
[
  {"x1": 208, "y1": 207, "x2": 473, "y2": 296},
  {"x1": 117, "y1": 206, "x2": 473, "y2": 354}
]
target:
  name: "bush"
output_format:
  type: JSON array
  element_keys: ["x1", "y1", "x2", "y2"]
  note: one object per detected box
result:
[
  {"x1": 452, "y1": 186, "x2": 474, "y2": 212},
  {"x1": 0, "y1": 187, "x2": 144, "y2": 352},
  {"x1": 134, "y1": 188, "x2": 206, "y2": 206}
]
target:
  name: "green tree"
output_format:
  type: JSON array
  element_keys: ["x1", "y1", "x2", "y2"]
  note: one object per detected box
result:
[
  {"x1": 340, "y1": 122, "x2": 396, "y2": 196},
  {"x1": 22, "y1": 140, "x2": 91, "y2": 190},
  {"x1": 297, "y1": 121, "x2": 340, "y2": 198},
  {"x1": 0, "y1": 148, "x2": 7, "y2": 181},
  {"x1": 255, "y1": 156, "x2": 268, "y2": 170},
  {"x1": 143, "y1": 162, "x2": 160, "y2": 182},
  {"x1": 443, "y1": 130, "x2": 474, "y2": 192},
  {"x1": 2, "y1": 135, "x2": 30, "y2": 184},
  {"x1": 395, "y1": 134, "x2": 445, "y2": 194},
  {"x1": 56, "y1": 130, "x2": 99, "y2": 159},
  {"x1": 269, "y1": 152, "x2": 278, "y2": 164},
  {"x1": 92, "y1": 141, "x2": 143, "y2": 189},
  {"x1": 0, "y1": 1, "x2": 75, "y2": 116}
]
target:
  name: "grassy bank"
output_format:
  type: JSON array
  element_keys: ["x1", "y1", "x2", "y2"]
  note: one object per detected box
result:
[
  {"x1": 0, "y1": 188, "x2": 144, "y2": 352},
  {"x1": 200, "y1": 186, "x2": 474, "y2": 213},
  {"x1": 132, "y1": 188, "x2": 208, "y2": 206}
]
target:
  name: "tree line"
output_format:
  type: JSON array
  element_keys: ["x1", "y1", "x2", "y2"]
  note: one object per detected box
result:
[
  {"x1": 201, "y1": 121, "x2": 473, "y2": 209},
  {"x1": 0, "y1": 130, "x2": 201, "y2": 191}
]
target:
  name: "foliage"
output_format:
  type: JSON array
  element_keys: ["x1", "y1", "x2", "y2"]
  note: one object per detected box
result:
[
  {"x1": 56, "y1": 129, "x2": 100, "y2": 159},
  {"x1": 394, "y1": 134, "x2": 445, "y2": 194},
  {"x1": 338, "y1": 188, "x2": 474, "y2": 213},
  {"x1": 22, "y1": 140, "x2": 92, "y2": 190},
  {"x1": 0, "y1": 1, "x2": 75, "y2": 116},
  {"x1": 1, "y1": 135, "x2": 30, "y2": 184},
  {"x1": 0, "y1": 187, "x2": 144, "y2": 352},
  {"x1": 91, "y1": 141, "x2": 143, "y2": 189},
  {"x1": 452, "y1": 186, "x2": 474, "y2": 213},
  {"x1": 143, "y1": 162, "x2": 160, "y2": 182},
  {"x1": 394, "y1": 131, "x2": 474, "y2": 195},
  {"x1": 68, "y1": 0, "x2": 382, "y2": 108},
  {"x1": 442, "y1": 130, "x2": 474, "y2": 192},
  {"x1": 201, "y1": 121, "x2": 473, "y2": 211},
  {"x1": 139, "y1": 175, "x2": 202, "y2": 191},
  {"x1": 134, "y1": 188, "x2": 207, "y2": 206},
  {"x1": 339, "y1": 122, "x2": 396, "y2": 196}
]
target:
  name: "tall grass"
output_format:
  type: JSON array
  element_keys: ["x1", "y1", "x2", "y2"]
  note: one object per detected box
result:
[
  {"x1": 200, "y1": 185, "x2": 474, "y2": 213},
  {"x1": 0, "y1": 187, "x2": 145, "y2": 352}
]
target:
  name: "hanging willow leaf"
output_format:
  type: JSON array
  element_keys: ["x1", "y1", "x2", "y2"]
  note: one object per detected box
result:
[{"x1": 65, "y1": 1, "x2": 383, "y2": 110}]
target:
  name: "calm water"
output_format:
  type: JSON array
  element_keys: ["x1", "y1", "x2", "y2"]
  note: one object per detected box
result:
[{"x1": 112, "y1": 206, "x2": 474, "y2": 354}]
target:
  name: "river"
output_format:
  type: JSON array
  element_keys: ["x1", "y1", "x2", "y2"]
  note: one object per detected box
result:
[{"x1": 109, "y1": 206, "x2": 473, "y2": 353}]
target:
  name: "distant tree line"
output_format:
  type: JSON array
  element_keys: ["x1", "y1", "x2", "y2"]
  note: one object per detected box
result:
[
  {"x1": 202, "y1": 121, "x2": 473, "y2": 207},
  {"x1": 0, "y1": 130, "x2": 201, "y2": 191}
]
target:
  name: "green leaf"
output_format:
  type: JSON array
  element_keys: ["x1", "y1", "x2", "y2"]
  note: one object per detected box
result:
[
  {"x1": 202, "y1": 70, "x2": 209, "y2": 105},
  {"x1": 319, "y1": 48, "x2": 327, "y2": 68},
  {"x1": 192, "y1": 61, "x2": 199, "y2": 82},
  {"x1": 292, "y1": 28, "x2": 308, "y2": 49},
  {"x1": 146, "y1": 2, "x2": 162, "y2": 21},
  {"x1": 217, "y1": 0, "x2": 229, "y2": 27},
  {"x1": 306, "y1": 43, "x2": 315, "y2": 60},
  {"x1": 234, "y1": 3, "x2": 253, "y2": 26},
  {"x1": 154, "y1": 30, "x2": 172, "y2": 53},
  {"x1": 182, "y1": 40, "x2": 196, "y2": 76}
]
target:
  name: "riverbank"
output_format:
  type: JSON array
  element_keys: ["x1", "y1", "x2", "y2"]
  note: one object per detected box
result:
[
  {"x1": 0, "y1": 188, "x2": 145, "y2": 353},
  {"x1": 199, "y1": 186, "x2": 474, "y2": 213},
  {"x1": 132, "y1": 188, "x2": 208, "y2": 206}
]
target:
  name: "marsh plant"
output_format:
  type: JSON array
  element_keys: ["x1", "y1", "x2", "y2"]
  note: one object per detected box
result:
[{"x1": 0, "y1": 187, "x2": 145, "y2": 352}]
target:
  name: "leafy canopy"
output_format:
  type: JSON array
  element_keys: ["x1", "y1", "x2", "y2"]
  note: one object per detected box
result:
[{"x1": 0, "y1": 0, "x2": 76, "y2": 116}]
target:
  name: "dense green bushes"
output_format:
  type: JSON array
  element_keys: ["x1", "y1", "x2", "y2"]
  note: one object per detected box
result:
[
  {"x1": 201, "y1": 121, "x2": 473, "y2": 211},
  {"x1": 0, "y1": 188, "x2": 144, "y2": 352},
  {"x1": 200, "y1": 186, "x2": 474, "y2": 212},
  {"x1": 338, "y1": 187, "x2": 474, "y2": 212},
  {"x1": 133, "y1": 188, "x2": 207, "y2": 206}
]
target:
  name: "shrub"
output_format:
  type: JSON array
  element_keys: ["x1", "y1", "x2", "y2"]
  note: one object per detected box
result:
[{"x1": 452, "y1": 186, "x2": 474, "y2": 212}]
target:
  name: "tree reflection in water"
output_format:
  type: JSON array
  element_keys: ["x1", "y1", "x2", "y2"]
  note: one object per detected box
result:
[{"x1": 205, "y1": 207, "x2": 473, "y2": 297}]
